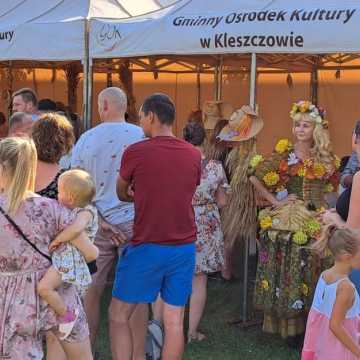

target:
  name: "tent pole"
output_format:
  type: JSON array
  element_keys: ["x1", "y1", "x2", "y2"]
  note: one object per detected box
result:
[
  {"x1": 242, "y1": 53, "x2": 257, "y2": 323},
  {"x1": 218, "y1": 56, "x2": 223, "y2": 101},
  {"x1": 82, "y1": 18, "x2": 92, "y2": 131},
  {"x1": 213, "y1": 65, "x2": 219, "y2": 100},
  {"x1": 249, "y1": 53, "x2": 257, "y2": 109},
  {"x1": 196, "y1": 65, "x2": 201, "y2": 110}
]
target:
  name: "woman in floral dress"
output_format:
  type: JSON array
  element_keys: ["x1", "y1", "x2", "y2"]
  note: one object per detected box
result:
[
  {"x1": 249, "y1": 101, "x2": 340, "y2": 340},
  {"x1": 183, "y1": 122, "x2": 228, "y2": 341},
  {"x1": 0, "y1": 137, "x2": 92, "y2": 359}
]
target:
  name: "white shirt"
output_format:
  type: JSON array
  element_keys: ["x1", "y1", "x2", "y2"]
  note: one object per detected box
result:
[{"x1": 71, "y1": 121, "x2": 144, "y2": 225}]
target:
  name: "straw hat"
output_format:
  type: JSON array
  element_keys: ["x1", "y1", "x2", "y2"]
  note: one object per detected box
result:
[
  {"x1": 217, "y1": 105, "x2": 264, "y2": 142},
  {"x1": 202, "y1": 100, "x2": 234, "y2": 130}
]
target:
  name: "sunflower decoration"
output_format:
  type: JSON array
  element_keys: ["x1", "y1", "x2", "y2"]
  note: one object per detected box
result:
[
  {"x1": 293, "y1": 231, "x2": 308, "y2": 245},
  {"x1": 250, "y1": 154, "x2": 264, "y2": 169},
  {"x1": 263, "y1": 171, "x2": 280, "y2": 187},
  {"x1": 260, "y1": 216, "x2": 273, "y2": 230},
  {"x1": 305, "y1": 219, "x2": 322, "y2": 237},
  {"x1": 275, "y1": 139, "x2": 292, "y2": 154},
  {"x1": 261, "y1": 280, "x2": 270, "y2": 291}
]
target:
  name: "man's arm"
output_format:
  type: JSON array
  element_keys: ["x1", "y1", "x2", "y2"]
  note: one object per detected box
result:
[
  {"x1": 116, "y1": 176, "x2": 134, "y2": 203},
  {"x1": 341, "y1": 152, "x2": 359, "y2": 188}
]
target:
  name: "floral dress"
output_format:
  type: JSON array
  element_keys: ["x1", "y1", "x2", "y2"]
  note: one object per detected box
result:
[
  {"x1": 192, "y1": 159, "x2": 228, "y2": 274},
  {"x1": 250, "y1": 139, "x2": 340, "y2": 336},
  {"x1": 52, "y1": 205, "x2": 98, "y2": 295},
  {"x1": 0, "y1": 196, "x2": 89, "y2": 360}
]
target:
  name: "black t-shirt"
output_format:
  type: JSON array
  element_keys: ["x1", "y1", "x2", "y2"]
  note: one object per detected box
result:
[{"x1": 336, "y1": 186, "x2": 352, "y2": 221}]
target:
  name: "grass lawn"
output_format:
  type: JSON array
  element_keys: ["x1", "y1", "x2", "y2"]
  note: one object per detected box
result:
[{"x1": 94, "y1": 279, "x2": 300, "y2": 360}]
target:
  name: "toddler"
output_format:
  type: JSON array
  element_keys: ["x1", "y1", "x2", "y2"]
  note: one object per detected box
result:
[{"x1": 37, "y1": 169, "x2": 98, "y2": 340}]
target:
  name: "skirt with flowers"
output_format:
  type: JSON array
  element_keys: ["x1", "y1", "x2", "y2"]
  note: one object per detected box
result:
[{"x1": 254, "y1": 201, "x2": 328, "y2": 318}]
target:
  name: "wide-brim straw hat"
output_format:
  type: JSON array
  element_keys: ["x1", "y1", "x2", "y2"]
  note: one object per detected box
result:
[{"x1": 217, "y1": 105, "x2": 264, "y2": 142}]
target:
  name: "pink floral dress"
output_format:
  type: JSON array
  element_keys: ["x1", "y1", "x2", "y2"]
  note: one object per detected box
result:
[
  {"x1": 192, "y1": 159, "x2": 228, "y2": 274},
  {"x1": 0, "y1": 195, "x2": 89, "y2": 360}
]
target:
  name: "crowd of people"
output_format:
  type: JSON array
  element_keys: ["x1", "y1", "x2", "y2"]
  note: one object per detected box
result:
[{"x1": 1, "y1": 86, "x2": 360, "y2": 360}]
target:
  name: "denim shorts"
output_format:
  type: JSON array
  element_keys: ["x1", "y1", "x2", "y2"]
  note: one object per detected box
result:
[{"x1": 112, "y1": 242, "x2": 195, "y2": 306}]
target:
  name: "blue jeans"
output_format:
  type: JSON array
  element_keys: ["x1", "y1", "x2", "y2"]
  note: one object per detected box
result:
[{"x1": 350, "y1": 270, "x2": 360, "y2": 294}]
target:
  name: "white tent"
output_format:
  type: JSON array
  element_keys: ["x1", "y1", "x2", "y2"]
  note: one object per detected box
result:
[
  {"x1": 0, "y1": 0, "x2": 180, "y2": 61},
  {"x1": 91, "y1": 0, "x2": 360, "y2": 58}
]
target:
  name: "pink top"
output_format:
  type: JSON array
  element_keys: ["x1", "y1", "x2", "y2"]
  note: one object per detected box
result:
[
  {"x1": 302, "y1": 275, "x2": 360, "y2": 360},
  {"x1": 0, "y1": 195, "x2": 89, "y2": 359}
]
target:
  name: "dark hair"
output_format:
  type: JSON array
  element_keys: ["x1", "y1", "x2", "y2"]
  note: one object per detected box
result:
[
  {"x1": 141, "y1": 93, "x2": 175, "y2": 125},
  {"x1": 355, "y1": 120, "x2": 360, "y2": 139},
  {"x1": 12, "y1": 88, "x2": 38, "y2": 107},
  {"x1": 31, "y1": 112, "x2": 75, "y2": 163},
  {"x1": 187, "y1": 110, "x2": 203, "y2": 124},
  {"x1": 183, "y1": 122, "x2": 206, "y2": 146},
  {"x1": 340, "y1": 156, "x2": 350, "y2": 173},
  {"x1": 0, "y1": 112, "x2": 6, "y2": 126},
  {"x1": 38, "y1": 98, "x2": 57, "y2": 112}
]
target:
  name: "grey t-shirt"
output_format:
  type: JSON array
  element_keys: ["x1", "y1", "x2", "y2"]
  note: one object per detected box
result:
[{"x1": 71, "y1": 121, "x2": 144, "y2": 225}]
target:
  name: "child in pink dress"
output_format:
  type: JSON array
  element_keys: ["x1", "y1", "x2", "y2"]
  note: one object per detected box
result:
[{"x1": 302, "y1": 226, "x2": 360, "y2": 360}]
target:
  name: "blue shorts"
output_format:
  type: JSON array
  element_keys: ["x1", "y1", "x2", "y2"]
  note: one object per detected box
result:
[{"x1": 112, "y1": 242, "x2": 195, "y2": 307}]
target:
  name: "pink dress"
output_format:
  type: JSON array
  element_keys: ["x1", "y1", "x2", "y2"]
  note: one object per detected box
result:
[
  {"x1": 302, "y1": 275, "x2": 360, "y2": 360},
  {"x1": 0, "y1": 196, "x2": 89, "y2": 360}
]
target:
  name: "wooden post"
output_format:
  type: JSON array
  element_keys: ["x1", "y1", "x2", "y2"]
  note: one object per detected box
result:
[
  {"x1": 311, "y1": 68, "x2": 318, "y2": 106},
  {"x1": 118, "y1": 61, "x2": 137, "y2": 124},
  {"x1": 64, "y1": 62, "x2": 81, "y2": 113},
  {"x1": 196, "y1": 65, "x2": 201, "y2": 110}
]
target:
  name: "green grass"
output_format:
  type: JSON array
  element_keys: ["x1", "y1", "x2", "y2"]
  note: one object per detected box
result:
[{"x1": 94, "y1": 280, "x2": 300, "y2": 360}]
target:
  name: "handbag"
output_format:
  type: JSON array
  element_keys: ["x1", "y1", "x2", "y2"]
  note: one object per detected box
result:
[{"x1": 0, "y1": 205, "x2": 52, "y2": 263}]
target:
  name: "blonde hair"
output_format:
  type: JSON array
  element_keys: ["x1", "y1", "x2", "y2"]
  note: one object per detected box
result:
[
  {"x1": 312, "y1": 225, "x2": 360, "y2": 258},
  {"x1": 59, "y1": 169, "x2": 95, "y2": 208},
  {"x1": 293, "y1": 112, "x2": 336, "y2": 173},
  {"x1": 0, "y1": 137, "x2": 37, "y2": 214}
]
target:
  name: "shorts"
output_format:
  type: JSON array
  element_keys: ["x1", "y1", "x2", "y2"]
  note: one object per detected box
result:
[
  {"x1": 112, "y1": 242, "x2": 196, "y2": 307},
  {"x1": 91, "y1": 220, "x2": 133, "y2": 287}
]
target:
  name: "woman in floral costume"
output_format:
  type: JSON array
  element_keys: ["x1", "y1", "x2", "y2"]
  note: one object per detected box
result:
[{"x1": 249, "y1": 101, "x2": 340, "y2": 339}]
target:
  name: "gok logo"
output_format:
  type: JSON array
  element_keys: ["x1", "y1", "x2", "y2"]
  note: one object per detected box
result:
[{"x1": 97, "y1": 24, "x2": 122, "y2": 52}]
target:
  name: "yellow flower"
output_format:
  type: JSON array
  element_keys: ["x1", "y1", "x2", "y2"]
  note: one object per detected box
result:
[
  {"x1": 275, "y1": 139, "x2": 291, "y2": 154},
  {"x1": 297, "y1": 166, "x2": 305, "y2": 177},
  {"x1": 305, "y1": 219, "x2": 321, "y2": 237},
  {"x1": 261, "y1": 280, "x2": 269, "y2": 291},
  {"x1": 260, "y1": 216, "x2": 273, "y2": 230},
  {"x1": 325, "y1": 183, "x2": 334, "y2": 193},
  {"x1": 250, "y1": 154, "x2": 264, "y2": 168},
  {"x1": 313, "y1": 162, "x2": 326, "y2": 178},
  {"x1": 316, "y1": 207, "x2": 326, "y2": 213},
  {"x1": 263, "y1": 171, "x2": 280, "y2": 187},
  {"x1": 301, "y1": 283, "x2": 309, "y2": 296},
  {"x1": 334, "y1": 156, "x2": 341, "y2": 170},
  {"x1": 293, "y1": 231, "x2": 308, "y2": 245}
]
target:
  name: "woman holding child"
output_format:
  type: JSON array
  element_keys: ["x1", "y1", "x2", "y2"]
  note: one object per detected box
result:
[{"x1": 0, "y1": 137, "x2": 95, "y2": 359}]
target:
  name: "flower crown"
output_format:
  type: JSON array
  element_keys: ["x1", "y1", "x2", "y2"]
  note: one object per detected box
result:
[{"x1": 290, "y1": 101, "x2": 328, "y2": 128}]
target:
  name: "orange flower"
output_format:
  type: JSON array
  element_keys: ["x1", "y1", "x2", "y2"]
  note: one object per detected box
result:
[{"x1": 279, "y1": 160, "x2": 289, "y2": 174}]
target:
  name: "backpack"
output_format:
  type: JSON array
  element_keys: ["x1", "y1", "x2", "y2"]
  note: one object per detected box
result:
[{"x1": 145, "y1": 320, "x2": 164, "y2": 360}]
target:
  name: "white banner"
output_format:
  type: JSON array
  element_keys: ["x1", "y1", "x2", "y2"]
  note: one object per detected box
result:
[{"x1": 91, "y1": 3, "x2": 360, "y2": 58}]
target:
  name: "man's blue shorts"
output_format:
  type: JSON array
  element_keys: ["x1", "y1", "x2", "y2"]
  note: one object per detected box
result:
[{"x1": 112, "y1": 242, "x2": 196, "y2": 307}]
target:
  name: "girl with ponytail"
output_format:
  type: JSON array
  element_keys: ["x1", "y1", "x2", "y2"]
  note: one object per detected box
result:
[{"x1": 302, "y1": 225, "x2": 360, "y2": 359}]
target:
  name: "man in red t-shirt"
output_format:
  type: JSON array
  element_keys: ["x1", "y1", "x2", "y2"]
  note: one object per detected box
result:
[{"x1": 111, "y1": 93, "x2": 201, "y2": 360}]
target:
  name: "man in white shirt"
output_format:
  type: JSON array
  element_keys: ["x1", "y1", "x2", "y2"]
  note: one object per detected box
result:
[{"x1": 71, "y1": 87, "x2": 147, "y2": 357}]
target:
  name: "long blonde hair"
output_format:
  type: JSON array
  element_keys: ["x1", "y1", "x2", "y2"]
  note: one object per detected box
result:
[
  {"x1": 293, "y1": 113, "x2": 335, "y2": 173},
  {"x1": 312, "y1": 224, "x2": 360, "y2": 258},
  {"x1": 0, "y1": 137, "x2": 37, "y2": 214}
]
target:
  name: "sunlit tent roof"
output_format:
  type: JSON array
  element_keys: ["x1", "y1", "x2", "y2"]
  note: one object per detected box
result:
[{"x1": 0, "y1": 0, "x2": 181, "y2": 61}]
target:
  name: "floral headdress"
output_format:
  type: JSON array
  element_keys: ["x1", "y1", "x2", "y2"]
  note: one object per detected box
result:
[{"x1": 290, "y1": 101, "x2": 328, "y2": 128}]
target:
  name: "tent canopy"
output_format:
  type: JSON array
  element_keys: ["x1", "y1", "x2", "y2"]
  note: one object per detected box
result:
[
  {"x1": 0, "y1": 0, "x2": 180, "y2": 61},
  {"x1": 91, "y1": 0, "x2": 360, "y2": 59}
]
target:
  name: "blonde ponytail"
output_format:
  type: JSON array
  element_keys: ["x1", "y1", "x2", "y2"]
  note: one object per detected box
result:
[
  {"x1": 312, "y1": 224, "x2": 360, "y2": 258},
  {"x1": 0, "y1": 137, "x2": 37, "y2": 214}
]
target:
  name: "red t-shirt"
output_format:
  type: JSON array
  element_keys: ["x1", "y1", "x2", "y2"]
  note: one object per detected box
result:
[{"x1": 120, "y1": 136, "x2": 201, "y2": 246}]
